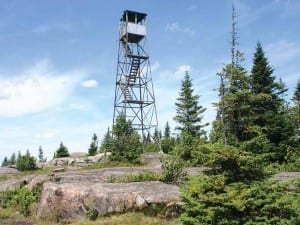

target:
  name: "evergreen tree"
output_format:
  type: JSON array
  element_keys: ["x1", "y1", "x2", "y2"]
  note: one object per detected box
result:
[
  {"x1": 250, "y1": 42, "x2": 278, "y2": 127},
  {"x1": 1, "y1": 156, "x2": 9, "y2": 167},
  {"x1": 55, "y1": 142, "x2": 70, "y2": 158},
  {"x1": 10, "y1": 152, "x2": 16, "y2": 165},
  {"x1": 16, "y1": 150, "x2": 36, "y2": 171},
  {"x1": 174, "y1": 72, "x2": 208, "y2": 137},
  {"x1": 291, "y1": 80, "x2": 300, "y2": 133},
  {"x1": 110, "y1": 114, "x2": 142, "y2": 163},
  {"x1": 100, "y1": 128, "x2": 113, "y2": 153},
  {"x1": 88, "y1": 133, "x2": 98, "y2": 156},
  {"x1": 211, "y1": 5, "x2": 251, "y2": 145},
  {"x1": 38, "y1": 146, "x2": 45, "y2": 162},
  {"x1": 249, "y1": 42, "x2": 294, "y2": 162},
  {"x1": 153, "y1": 128, "x2": 160, "y2": 142},
  {"x1": 164, "y1": 121, "x2": 171, "y2": 139}
]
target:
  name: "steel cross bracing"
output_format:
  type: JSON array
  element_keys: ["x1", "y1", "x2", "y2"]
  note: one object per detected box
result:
[{"x1": 113, "y1": 10, "x2": 159, "y2": 144}]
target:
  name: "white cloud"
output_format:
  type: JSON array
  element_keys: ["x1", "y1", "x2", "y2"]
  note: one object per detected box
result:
[
  {"x1": 151, "y1": 62, "x2": 160, "y2": 73},
  {"x1": 34, "y1": 129, "x2": 59, "y2": 139},
  {"x1": 265, "y1": 40, "x2": 300, "y2": 66},
  {"x1": 0, "y1": 59, "x2": 84, "y2": 117},
  {"x1": 81, "y1": 79, "x2": 98, "y2": 88},
  {"x1": 33, "y1": 22, "x2": 72, "y2": 34},
  {"x1": 159, "y1": 64, "x2": 191, "y2": 81},
  {"x1": 187, "y1": 5, "x2": 198, "y2": 11},
  {"x1": 165, "y1": 22, "x2": 194, "y2": 36}
]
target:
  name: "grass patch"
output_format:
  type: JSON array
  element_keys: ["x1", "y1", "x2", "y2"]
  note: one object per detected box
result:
[
  {"x1": 0, "y1": 175, "x2": 8, "y2": 181},
  {"x1": 108, "y1": 171, "x2": 162, "y2": 183},
  {"x1": 69, "y1": 212, "x2": 180, "y2": 225},
  {"x1": 81, "y1": 161, "x2": 142, "y2": 170},
  {"x1": 0, "y1": 186, "x2": 42, "y2": 217}
]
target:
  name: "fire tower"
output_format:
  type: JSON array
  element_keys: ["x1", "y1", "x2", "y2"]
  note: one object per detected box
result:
[{"x1": 113, "y1": 10, "x2": 158, "y2": 141}]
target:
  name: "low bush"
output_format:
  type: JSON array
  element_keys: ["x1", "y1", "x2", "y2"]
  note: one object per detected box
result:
[
  {"x1": 161, "y1": 155, "x2": 187, "y2": 184},
  {"x1": 0, "y1": 186, "x2": 41, "y2": 217},
  {"x1": 86, "y1": 208, "x2": 99, "y2": 221},
  {"x1": 108, "y1": 172, "x2": 161, "y2": 183}
]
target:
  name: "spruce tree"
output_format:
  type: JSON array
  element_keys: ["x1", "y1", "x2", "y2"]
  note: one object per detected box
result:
[
  {"x1": 88, "y1": 133, "x2": 98, "y2": 156},
  {"x1": 1, "y1": 156, "x2": 9, "y2": 167},
  {"x1": 211, "y1": 5, "x2": 251, "y2": 145},
  {"x1": 16, "y1": 150, "x2": 36, "y2": 171},
  {"x1": 100, "y1": 128, "x2": 112, "y2": 153},
  {"x1": 164, "y1": 121, "x2": 171, "y2": 139},
  {"x1": 38, "y1": 146, "x2": 45, "y2": 162},
  {"x1": 250, "y1": 42, "x2": 278, "y2": 127},
  {"x1": 249, "y1": 42, "x2": 294, "y2": 161},
  {"x1": 110, "y1": 114, "x2": 142, "y2": 163},
  {"x1": 174, "y1": 72, "x2": 208, "y2": 137},
  {"x1": 291, "y1": 80, "x2": 300, "y2": 133},
  {"x1": 55, "y1": 142, "x2": 70, "y2": 158},
  {"x1": 10, "y1": 152, "x2": 16, "y2": 165}
]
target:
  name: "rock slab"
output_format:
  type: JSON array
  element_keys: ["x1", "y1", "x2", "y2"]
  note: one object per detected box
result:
[{"x1": 37, "y1": 181, "x2": 180, "y2": 220}]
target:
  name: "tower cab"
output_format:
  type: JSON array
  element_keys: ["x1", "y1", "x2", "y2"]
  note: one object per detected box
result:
[{"x1": 120, "y1": 10, "x2": 147, "y2": 43}]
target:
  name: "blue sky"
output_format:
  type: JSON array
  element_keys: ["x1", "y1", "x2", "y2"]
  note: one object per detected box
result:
[{"x1": 1, "y1": 0, "x2": 300, "y2": 162}]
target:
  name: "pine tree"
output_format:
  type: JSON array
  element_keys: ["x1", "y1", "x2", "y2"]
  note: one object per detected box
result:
[
  {"x1": 55, "y1": 142, "x2": 70, "y2": 158},
  {"x1": 38, "y1": 146, "x2": 45, "y2": 162},
  {"x1": 174, "y1": 72, "x2": 208, "y2": 137},
  {"x1": 88, "y1": 133, "x2": 98, "y2": 156},
  {"x1": 164, "y1": 121, "x2": 171, "y2": 139}
]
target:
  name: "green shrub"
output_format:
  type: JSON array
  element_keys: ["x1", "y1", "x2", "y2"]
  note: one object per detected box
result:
[
  {"x1": 0, "y1": 187, "x2": 41, "y2": 217},
  {"x1": 144, "y1": 143, "x2": 160, "y2": 152},
  {"x1": 86, "y1": 208, "x2": 99, "y2": 221},
  {"x1": 16, "y1": 151, "x2": 36, "y2": 171},
  {"x1": 108, "y1": 172, "x2": 161, "y2": 183},
  {"x1": 181, "y1": 176, "x2": 300, "y2": 225},
  {"x1": 109, "y1": 115, "x2": 142, "y2": 164},
  {"x1": 162, "y1": 155, "x2": 186, "y2": 184}
]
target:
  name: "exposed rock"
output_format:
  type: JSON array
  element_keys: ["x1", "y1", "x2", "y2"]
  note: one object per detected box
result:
[
  {"x1": 50, "y1": 167, "x2": 151, "y2": 183},
  {"x1": 27, "y1": 175, "x2": 50, "y2": 191},
  {"x1": 0, "y1": 167, "x2": 19, "y2": 175},
  {"x1": 37, "y1": 181, "x2": 180, "y2": 220},
  {"x1": 0, "y1": 175, "x2": 35, "y2": 192},
  {"x1": 70, "y1": 152, "x2": 87, "y2": 158},
  {"x1": 53, "y1": 168, "x2": 65, "y2": 173},
  {"x1": 42, "y1": 153, "x2": 110, "y2": 168},
  {"x1": 36, "y1": 162, "x2": 46, "y2": 169},
  {"x1": 141, "y1": 152, "x2": 162, "y2": 166}
]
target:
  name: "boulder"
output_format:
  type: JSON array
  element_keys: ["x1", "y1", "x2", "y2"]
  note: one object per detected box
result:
[
  {"x1": 0, "y1": 175, "x2": 35, "y2": 192},
  {"x1": 37, "y1": 181, "x2": 180, "y2": 220},
  {"x1": 52, "y1": 168, "x2": 65, "y2": 173},
  {"x1": 27, "y1": 175, "x2": 50, "y2": 191},
  {"x1": 70, "y1": 152, "x2": 87, "y2": 158},
  {"x1": 141, "y1": 152, "x2": 162, "y2": 166},
  {"x1": 49, "y1": 167, "x2": 152, "y2": 183},
  {"x1": 0, "y1": 167, "x2": 19, "y2": 175}
]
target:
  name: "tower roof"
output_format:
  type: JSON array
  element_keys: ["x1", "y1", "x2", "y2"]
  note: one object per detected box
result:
[{"x1": 121, "y1": 10, "x2": 147, "y2": 23}]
